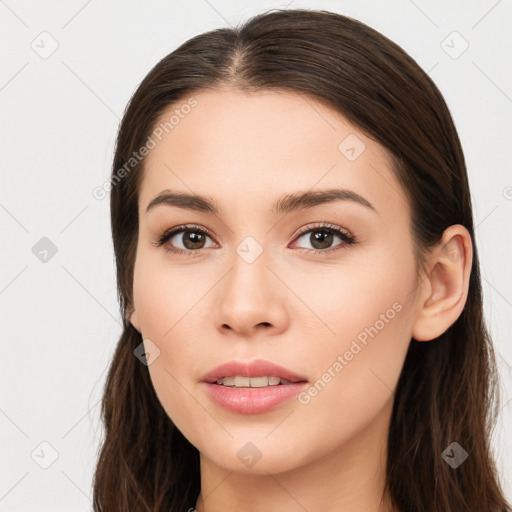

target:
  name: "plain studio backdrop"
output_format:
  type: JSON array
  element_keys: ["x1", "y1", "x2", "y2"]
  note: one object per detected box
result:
[{"x1": 0, "y1": 1, "x2": 511, "y2": 510}]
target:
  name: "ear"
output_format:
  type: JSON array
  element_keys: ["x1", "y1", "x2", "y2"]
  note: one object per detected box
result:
[
  {"x1": 411, "y1": 224, "x2": 473, "y2": 342},
  {"x1": 126, "y1": 304, "x2": 141, "y2": 333}
]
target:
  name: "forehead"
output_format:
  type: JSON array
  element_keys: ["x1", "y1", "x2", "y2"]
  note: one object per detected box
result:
[{"x1": 138, "y1": 89, "x2": 408, "y2": 219}]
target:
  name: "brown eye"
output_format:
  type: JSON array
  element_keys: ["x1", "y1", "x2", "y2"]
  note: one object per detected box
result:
[
  {"x1": 177, "y1": 230, "x2": 207, "y2": 250},
  {"x1": 308, "y1": 230, "x2": 334, "y2": 250},
  {"x1": 154, "y1": 225, "x2": 216, "y2": 255},
  {"x1": 292, "y1": 224, "x2": 356, "y2": 254}
]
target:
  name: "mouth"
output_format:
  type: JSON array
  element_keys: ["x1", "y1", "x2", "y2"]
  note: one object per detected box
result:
[{"x1": 200, "y1": 359, "x2": 308, "y2": 414}]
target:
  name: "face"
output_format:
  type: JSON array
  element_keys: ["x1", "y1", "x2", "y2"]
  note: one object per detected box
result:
[{"x1": 130, "y1": 89, "x2": 422, "y2": 475}]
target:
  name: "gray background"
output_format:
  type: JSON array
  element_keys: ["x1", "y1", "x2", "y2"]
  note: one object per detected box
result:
[{"x1": 1, "y1": 0, "x2": 511, "y2": 510}]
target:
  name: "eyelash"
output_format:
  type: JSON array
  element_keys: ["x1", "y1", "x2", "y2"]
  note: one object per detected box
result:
[{"x1": 152, "y1": 222, "x2": 357, "y2": 257}]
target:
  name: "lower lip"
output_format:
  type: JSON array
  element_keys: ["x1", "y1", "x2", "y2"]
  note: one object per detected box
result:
[{"x1": 202, "y1": 382, "x2": 308, "y2": 414}]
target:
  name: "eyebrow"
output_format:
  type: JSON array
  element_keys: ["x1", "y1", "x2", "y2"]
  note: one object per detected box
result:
[{"x1": 145, "y1": 188, "x2": 377, "y2": 215}]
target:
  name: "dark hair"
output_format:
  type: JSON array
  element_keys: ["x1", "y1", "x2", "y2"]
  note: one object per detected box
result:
[{"x1": 93, "y1": 8, "x2": 511, "y2": 512}]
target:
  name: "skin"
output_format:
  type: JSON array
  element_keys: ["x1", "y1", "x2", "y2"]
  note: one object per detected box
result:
[{"x1": 128, "y1": 89, "x2": 473, "y2": 512}]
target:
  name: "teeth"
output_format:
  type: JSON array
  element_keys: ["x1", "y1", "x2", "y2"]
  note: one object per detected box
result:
[{"x1": 215, "y1": 376, "x2": 293, "y2": 387}]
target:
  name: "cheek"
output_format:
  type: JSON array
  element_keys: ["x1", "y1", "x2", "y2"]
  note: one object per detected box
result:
[
  {"x1": 133, "y1": 257, "x2": 198, "y2": 362},
  {"x1": 132, "y1": 249, "x2": 199, "y2": 337},
  {"x1": 292, "y1": 247, "x2": 415, "y2": 414},
  {"x1": 283, "y1": 270, "x2": 413, "y2": 466},
  {"x1": 132, "y1": 253, "x2": 211, "y2": 429},
  {"x1": 289, "y1": 245, "x2": 415, "y2": 350}
]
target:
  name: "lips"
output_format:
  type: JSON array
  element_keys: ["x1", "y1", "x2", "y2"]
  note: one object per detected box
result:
[{"x1": 201, "y1": 359, "x2": 308, "y2": 384}]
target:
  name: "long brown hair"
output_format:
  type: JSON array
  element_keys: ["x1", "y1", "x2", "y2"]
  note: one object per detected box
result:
[{"x1": 92, "y1": 8, "x2": 511, "y2": 511}]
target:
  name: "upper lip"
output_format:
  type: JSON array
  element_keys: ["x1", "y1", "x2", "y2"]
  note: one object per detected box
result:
[{"x1": 202, "y1": 359, "x2": 308, "y2": 383}]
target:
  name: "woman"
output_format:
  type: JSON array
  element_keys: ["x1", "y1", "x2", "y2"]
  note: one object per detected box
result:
[{"x1": 92, "y1": 8, "x2": 511, "y2": 512}]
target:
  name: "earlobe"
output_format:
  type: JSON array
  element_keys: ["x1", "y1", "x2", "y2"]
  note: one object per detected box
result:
[
  {"x1": 411, "y1": 225, "x2": 473, "y2": 342},
  {"x1": 127, "y1": 305, "x2": 141, "y2": 333}
]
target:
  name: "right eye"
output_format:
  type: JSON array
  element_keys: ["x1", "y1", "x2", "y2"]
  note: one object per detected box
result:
[{"x1": 152, "y1": 224, "x2": 217, "y2": 255}]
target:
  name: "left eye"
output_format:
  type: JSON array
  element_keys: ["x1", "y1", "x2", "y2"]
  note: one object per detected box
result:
[{"x1": 292, "y1": 226, "x2": 355, "y2": 252}]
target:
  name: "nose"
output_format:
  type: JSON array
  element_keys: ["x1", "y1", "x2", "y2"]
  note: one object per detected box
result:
[{"x1": 213, "y1": 245, "x2": 289, "y2": 337}]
